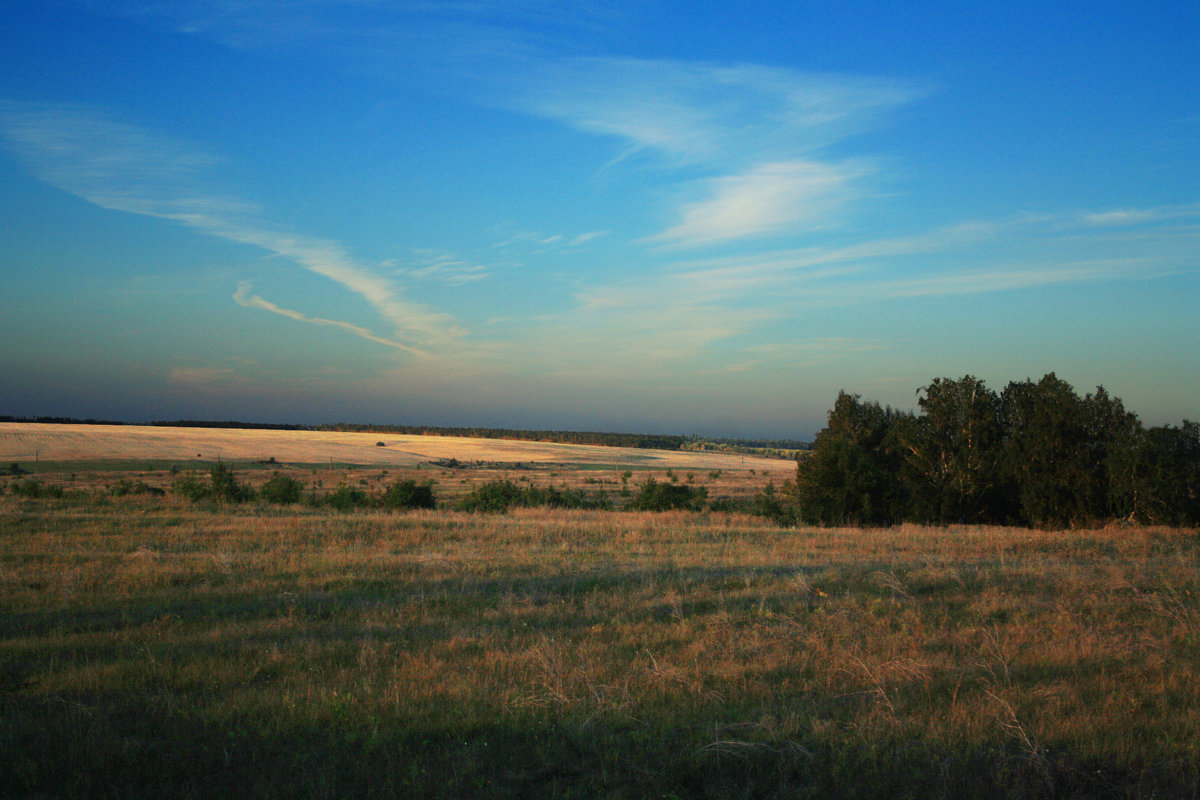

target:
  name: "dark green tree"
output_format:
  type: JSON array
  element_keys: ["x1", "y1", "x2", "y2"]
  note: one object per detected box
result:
[
  {"x1": 794, "y1": 392, "x2": 906, "y2": 525},
  {"x1": 998, "y1": 374, "x2": 1099, "y2": 527},
  {"x1": 899, "y1": 376, "x2": 1005, "y2": 523},
  {"x1": 1108, "y1": 422, "x2": 1200, "y2": 525},
  {"x1": 1081, "y1": 386, "x2": 1142, "y2": 517}
]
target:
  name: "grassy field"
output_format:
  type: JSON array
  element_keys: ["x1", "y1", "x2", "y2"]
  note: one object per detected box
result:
[{"x1": 1, "y1": 427, "x2": 1198, "y2": 798}]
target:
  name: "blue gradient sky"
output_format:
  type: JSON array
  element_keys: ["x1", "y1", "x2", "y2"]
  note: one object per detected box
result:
[{"x1": 1, "y1": 1, "x2": 1197, "y2": 438}]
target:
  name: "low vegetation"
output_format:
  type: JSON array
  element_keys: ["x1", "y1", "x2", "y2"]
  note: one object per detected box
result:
[{"x1": 1, "y1": 492, "x2": 1197, "y2": 798}]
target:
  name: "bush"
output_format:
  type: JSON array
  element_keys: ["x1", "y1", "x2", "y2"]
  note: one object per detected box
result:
[
  {"x1": 325, "y1": 484, "x2": 369, "y2": 511},
  {"x1": 520, "y1": 484, "x2": 609, "y2": 510},
  {"x1": 209, "y1": 462, "x2": 253, "y2": 503},
  {"x1": 458, "y1": 479, "x2": 610, "y2": 513},
  {"x1": 380, "y1": 479, "x2": 436, "y2": 510},
  {"x1": 259, "y1": 473, "x2": 304, "y2": 504},
  {"x1": 173, "y1": 464, "x2": 253, "y2": 504},
  {"x1": 751, "y1": 482, "x2": 794, "y2": 524},
  {"x1": 630, "y1": 477, "x2": 707, "y2": 511},
  {"x1": 11, "y1": 480, "x2": 62, "y2": 499},
  {"x1": 459, "y1": 480, "x2": 523, "y2": 513},
  {"x1": 111, "y1": 479, "x2": 165, "y2": 497},
  {"x1": 173, "y1": 474, "x2": 209, "y2": 502}
]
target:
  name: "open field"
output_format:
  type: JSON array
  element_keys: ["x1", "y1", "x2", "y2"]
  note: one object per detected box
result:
[
  {"x1": 2, "y1": 479, "x2": 1199, "y2": 797},
  {"x1": 0, "y1": 423, "x2": 795, "y2": 475}
]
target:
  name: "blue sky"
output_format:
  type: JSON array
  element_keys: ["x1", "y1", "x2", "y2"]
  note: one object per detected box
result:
[{"x1": 1, "y1": 1, "x2": 1197, "y2": 438}]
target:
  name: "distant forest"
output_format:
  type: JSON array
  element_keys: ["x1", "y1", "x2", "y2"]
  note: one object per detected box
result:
[
  {"x1": 0, "y1": 415, "x2": 805, "y2": 456},
  {"x1": 794, "y1": 373, "x2": 1199, "y2": 527}
]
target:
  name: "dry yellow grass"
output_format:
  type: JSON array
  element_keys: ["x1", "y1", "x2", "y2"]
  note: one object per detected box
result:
[
  {"x1": 2, "y1": 497, "x2": 1198, "y2": 798},
  {"x1": 0, "y1": 422, "x2": 793, "y2": 475}
]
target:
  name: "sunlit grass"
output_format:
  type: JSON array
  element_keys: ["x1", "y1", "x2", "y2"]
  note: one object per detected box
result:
[{"x1": 2, "y1": 496, "x2": 1198, "y2": 798}]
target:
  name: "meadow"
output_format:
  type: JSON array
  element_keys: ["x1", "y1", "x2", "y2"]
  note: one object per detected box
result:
[{"x1": 1, "y1": 425, "x2": 1198, "y2": 798}]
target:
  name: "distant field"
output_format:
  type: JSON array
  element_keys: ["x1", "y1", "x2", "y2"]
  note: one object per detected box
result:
[{"x1": 0, "y1": 422, "x2": 794, "y2": 475}]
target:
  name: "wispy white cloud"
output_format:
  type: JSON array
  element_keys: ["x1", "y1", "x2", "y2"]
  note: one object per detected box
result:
[
  {"x1": 0, "y1": 100, "x2": 462, "y2": 353},
  {"x1": 71, "y1": 8, "x2": 927, "y2": 250},
  {"x1": 875, "y1": 259, "x2": 1173, "y2": 299},
  {"x1": 500, "y1": 57, "x2": 924, "y2": 246},
  {"x1": 489, "y1": 228, "x2": 608, "y2": 251},
  {"x1": 233, "y1": 283, "x2": 429, "y2": 355},
  {"x1": 649, "y1": 160, "x2": 868, "y2": 246},
  {"x1": 567, "y1": 230, "x2": 609, "y2": 246},
  {"x1": 561, "y1": 209, "x2": 1196, "y2": 368},
  {"x1": 1080, "y1": 204, "x2": 1200, "y2": 227},
  {"x1": 392, "y1": 250, "x2": 490, "y2": 286},
  {"x1": 510, "y1": 58, "x2": 923, "y2": 166}
]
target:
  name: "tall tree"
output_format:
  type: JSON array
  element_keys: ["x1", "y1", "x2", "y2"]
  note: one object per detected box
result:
[
  {"x1": 794, "y1": 392, "x2": 906, "y2": 525},
  {"x1": 1109, "y1": 422, "x2": 1200, "y2": 525},
  {"x1": 999, "y1": 374, "x2": 1095, "y2": 527},
  {"x1": 900, "y1": 376, "x2": 1005, "y2": 523},
  {"x1": 1080, "y1": 386, "x2": 1142, "y2": 517}
]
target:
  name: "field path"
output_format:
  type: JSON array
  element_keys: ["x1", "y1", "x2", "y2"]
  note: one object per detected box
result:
[{"x1": 0, "y1": 423, "x2": 794, "y2": 475}]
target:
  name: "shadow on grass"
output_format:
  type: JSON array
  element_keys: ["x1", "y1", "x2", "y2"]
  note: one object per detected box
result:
[
  {"x1": 4, "y1": 688, "x2": 1190, "y2": 800},
  {"x1": 4, "y1": 564, "x2": 1199, "y2": 798}
]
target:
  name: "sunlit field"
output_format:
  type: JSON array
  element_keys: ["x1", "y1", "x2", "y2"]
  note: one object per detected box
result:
[
  {"x1": 0, "y1": 422, "x2": 794, "y2": 475},
  {"x1": 1, "y1": 427, "x2": 1198, "y2": 798}
]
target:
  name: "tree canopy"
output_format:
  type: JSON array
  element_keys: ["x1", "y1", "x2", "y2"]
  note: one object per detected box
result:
[{"x1": 795, "y1": 374, "x2": 1198, "y2": 527}]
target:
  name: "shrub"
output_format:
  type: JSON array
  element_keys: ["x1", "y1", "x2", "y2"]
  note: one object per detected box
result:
[
  {"x1": 326, "y1": 484, "x2": 369, "y2": 511},
  {"x1": 259, "y1": 473, "x2": 304, "y2": 504},
  {"x1": 630, "y1": 477, "x2": 707, "y2": 511},
  {"x1": 111, "y1": 479, "x2": 165, "y2": 497},
  {"x1": 520, "y1": 484, "x2": 609, "y2": 510},
  {"x1": 173, "y1": 464, "x2": 253, "y2": 504},
  {"x1": 208, "y1": 462, "x2": 253, "y2": 503},
  {"x1": 707, "y1": 497, "x2": 745, "y2": 513},
  {"x1": 11, "y1": 480, "x2": 62, "y2": 499},
  {"x1": 173, "y1": 474, "x2": 209, "y2": 502},
  {"x1": 380, "y1": 479, "x2": 436, "y2": 510},
  {"x1": 459, "y1": 480, "x2": 522, "y2": 513},
  {"x1": 750, "y1": 482, "x2": 794, "y2": 524}
]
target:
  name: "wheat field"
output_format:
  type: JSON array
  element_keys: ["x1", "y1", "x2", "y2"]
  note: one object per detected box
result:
[{"x1": 0, "y1": 422, "x2": 793, "y2": 475}]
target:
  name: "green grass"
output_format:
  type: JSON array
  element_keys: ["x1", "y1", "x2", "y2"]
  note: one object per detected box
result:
[{"x1": 2, "y1": 496, "x2": 1198, "y2": 798}]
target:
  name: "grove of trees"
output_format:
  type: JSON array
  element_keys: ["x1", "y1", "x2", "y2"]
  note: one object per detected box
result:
[{"x1": 794, "y1": 373, "x2": 1199, "y2": 527}]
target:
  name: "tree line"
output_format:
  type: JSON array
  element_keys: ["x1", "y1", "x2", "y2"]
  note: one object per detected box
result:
[{"x1": 794, "y1": 373, "x2": 1199, "y2": 527}]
